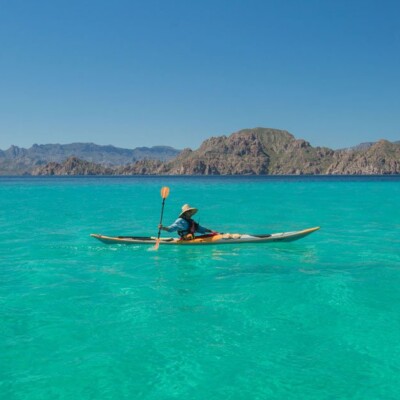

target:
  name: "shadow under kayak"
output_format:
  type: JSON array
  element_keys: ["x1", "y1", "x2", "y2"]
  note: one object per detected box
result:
[{"x1": 90, "y1": 227, "x2": 320, "y2": 246}]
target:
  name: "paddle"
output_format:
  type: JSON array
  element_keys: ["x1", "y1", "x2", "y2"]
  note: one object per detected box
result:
[{"x1": 154, "y1": 186, "x2": 170, "y2": 250}]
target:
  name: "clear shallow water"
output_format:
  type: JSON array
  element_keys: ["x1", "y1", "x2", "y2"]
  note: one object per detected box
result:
[{"x1": 1, "y1": 176, "x2": 400, "y2": 399}]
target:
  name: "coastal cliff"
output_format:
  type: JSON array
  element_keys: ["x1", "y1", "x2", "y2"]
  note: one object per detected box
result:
[{"x1": 31, "y1": 128, "x2": 400, "y2": 175}]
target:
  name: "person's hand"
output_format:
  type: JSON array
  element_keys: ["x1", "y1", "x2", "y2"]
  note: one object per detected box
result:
[{"x1": 158, "y1": 224, "x2": 163, "y2": 230}]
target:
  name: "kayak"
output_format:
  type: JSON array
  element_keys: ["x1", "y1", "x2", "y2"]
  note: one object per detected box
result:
[{"x1": 90, "y1": 226, "x2": 320, "y2": 246}]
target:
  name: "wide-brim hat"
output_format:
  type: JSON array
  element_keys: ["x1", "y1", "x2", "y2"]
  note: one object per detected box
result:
[{"x1": 179, "y1": 204, "x2": 198, "y2": 218}]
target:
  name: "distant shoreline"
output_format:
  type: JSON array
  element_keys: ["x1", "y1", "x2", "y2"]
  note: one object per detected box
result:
[{"x1": 1, "y1": 174, "x2": 399, "y2": 180}]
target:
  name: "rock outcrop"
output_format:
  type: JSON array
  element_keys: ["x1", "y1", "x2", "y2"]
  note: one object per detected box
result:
[{"x1": 32, "y1": 157, "x2": 115, "y2": 175}]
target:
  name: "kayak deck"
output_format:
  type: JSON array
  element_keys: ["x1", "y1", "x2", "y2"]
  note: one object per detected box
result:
[{"x1": 90, "y1": 227, "x2": 320, "y2": 245}]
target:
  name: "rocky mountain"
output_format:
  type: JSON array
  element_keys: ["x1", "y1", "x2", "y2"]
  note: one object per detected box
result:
[
  {"x1": 154, "y1": 128, "x2": 329, "y2": 175},
  {"x1": 31, "y1": 128, "x2": 400, "y2": 175},
  {"x1": 0, "y1": 143, "x2": 180, "y2": 175}
]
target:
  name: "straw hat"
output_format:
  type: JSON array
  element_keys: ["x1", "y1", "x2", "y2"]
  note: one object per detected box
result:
[{"x1": 179, "y1": 204, "x2": 198, "y2": 218}]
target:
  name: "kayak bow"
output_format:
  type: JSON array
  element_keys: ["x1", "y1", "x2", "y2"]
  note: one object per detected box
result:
[{"x1": 90, "y1": 227, "x2": 320, "y2": 246}]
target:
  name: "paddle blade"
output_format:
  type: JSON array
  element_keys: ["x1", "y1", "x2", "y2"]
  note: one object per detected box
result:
[
  {"x1": 161, "y1": 186, "x2": 170, "y2": 199},
  {"x1": 154, "y1": 238, "x2": 160, "y2": 250}
]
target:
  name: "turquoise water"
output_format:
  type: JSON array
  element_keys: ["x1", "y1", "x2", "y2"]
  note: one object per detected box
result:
[{"x1": 1, "y1": 176, "x2": 400, "y2": 400}]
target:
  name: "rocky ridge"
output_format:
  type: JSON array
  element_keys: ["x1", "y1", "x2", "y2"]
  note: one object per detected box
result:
[
  {"x1": 31, "y1": 128, "x2": 400, "y2": 175},
  {"x1": 327, "y1": 140, "x2": 400, "y2": 174},
  {"x1": 0, "y1": 143, "x2": 180, "y2": 175}
]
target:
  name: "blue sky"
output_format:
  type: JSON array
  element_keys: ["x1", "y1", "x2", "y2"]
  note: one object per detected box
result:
[{"x1": 1, "y1": 0, "x2": 399, "y2": 150}]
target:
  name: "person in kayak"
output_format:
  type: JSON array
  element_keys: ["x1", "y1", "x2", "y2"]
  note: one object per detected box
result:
[{"x1": 158, "y1": 204, "x2": 216, "y2": 240}]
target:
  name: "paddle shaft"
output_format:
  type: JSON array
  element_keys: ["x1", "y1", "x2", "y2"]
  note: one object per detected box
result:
[{"x1": 156, "y1": 197, "x2": 166, "y2": 240}]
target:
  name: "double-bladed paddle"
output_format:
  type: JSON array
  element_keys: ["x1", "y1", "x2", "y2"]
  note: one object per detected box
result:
[{"x1": 154, "y1": 186, "x2": 170, "y2": 250}]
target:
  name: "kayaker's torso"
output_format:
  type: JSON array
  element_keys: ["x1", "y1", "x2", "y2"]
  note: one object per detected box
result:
[{"x1": 165, "y1": 217, "x2": 209, "y2": 237}]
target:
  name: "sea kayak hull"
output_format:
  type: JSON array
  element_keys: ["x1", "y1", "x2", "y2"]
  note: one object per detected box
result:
[{"x1": 90, "y1": 227, "x2": 320, "y2": 246}]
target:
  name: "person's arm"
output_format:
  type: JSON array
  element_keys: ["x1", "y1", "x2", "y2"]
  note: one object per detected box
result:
[
  {"x1": 159, "y1": 218, "x2": 187, "y2": 232},
  {"x1": 196, "y1": 223, "x2": 215, "y2": 234}
]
